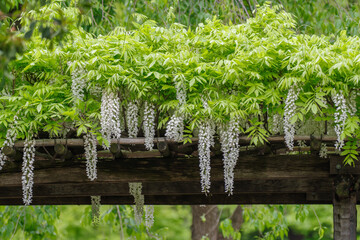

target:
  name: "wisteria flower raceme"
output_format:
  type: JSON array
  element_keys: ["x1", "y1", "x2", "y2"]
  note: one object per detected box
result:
[
  {"x1": 143, "y1": 102, "x2": 156, "y2": 150},
  {"x1": 271, "y1": 113, "x2": 282, "y2": 134},
  {"x1": 22, "y1": 137, "x2": 36, "y2": 205},
  {"x1": 71, "y1": 67, "x2": 86, "y2": 102},
  {"x1": 220, "y1": 118, "x2": 241, "y2": 195},
  {"x1": 319, "y1": 143, "x2": 328, "y2": 158},
  {"x1": 129, "y1": 182, "x2": 144, "y2": 225},
  {"x1": 284, "y1": 86, "x2": 300, "y2": 150},
  {"x1": 165, "y1": 114, "x2": 184, "y2": 142},
  {"x1": 0, "y1": 115, "x2": 18, "y2": 170},
  {"x1": 332, "y1": 92, "x2": 348, "y2": 151},
  {"x1": 91, "y1": 196, "x2": 101, "y2": 226},
  {"x1": 100, "y1": 91, "x2": 121, "y2": 149},
  {"x1": 84, "y1": 132, "x2": 98, "y2": 181},
  {"x1": 198, "y1": 120, "x2": 215, "y2": 194},
  {"x1": 175, "y1": 82, "x2": 186, "y2": 106},
  {"x1": 145, "y1": 205, "x2": 155, "y2": 229},
  {"x1": 126, "y1": 101, "x2": 139, "y2": 138}
]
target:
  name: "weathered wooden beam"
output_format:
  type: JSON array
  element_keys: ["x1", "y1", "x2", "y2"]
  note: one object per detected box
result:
[
  {"x1": 12, "y1": 136, "x2": 339, "y2": 148},
  {"x1": 0, "y1": 179, "x2": 334, "y2": 198},
  {"x1": 0, "y1": 193, "x2": 337, "y2": 205},
  {"x1": 0, "y1": 155, "x2": 333, "y2": 186},
  {"x1": 330, "y1": 157, "x2": 360, "y2": 175}
]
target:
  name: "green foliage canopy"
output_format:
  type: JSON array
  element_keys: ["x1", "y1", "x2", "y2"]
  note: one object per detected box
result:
[{"x1": 3, "y1": 3, "x2": 360, "y2": 165}]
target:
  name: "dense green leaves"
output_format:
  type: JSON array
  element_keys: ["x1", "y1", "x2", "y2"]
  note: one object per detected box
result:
[{"x1": 1, "y1": 3, "x2": 359, "y2": 166}]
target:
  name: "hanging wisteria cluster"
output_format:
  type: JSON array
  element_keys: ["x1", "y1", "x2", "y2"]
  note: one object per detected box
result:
[
  {"x1": 22, "y1": 137, "x2": 36, "y2": 205},
  {"x1": 271, "y1": 113, "x2": 282, "y2": 134},
  {"x1": 0, "y1": 115, "x2": 18, "y2": 170},
  {"x1": 198, "y1": 120, "x2": 215, "y2": 194},
  {"x1": 332, "y1": 92, "x2": 348, "y2": 151},
  {"x1": 143, "y1": 102, "x2": 156, "y2": 150},
  {"x1": 145, "y1": 205, "x2": 155, "y2": 229},
  {"x1": 219, "y1": 119, "x2": 241, "y2": 195},
  {"x1": 71, "y1": 67, "x2": 86, "y2": 102},
  {"x1": 129, "y1": 182, "x2": 144, "y2": 225},
  {"x1": 175, "y1": 82, "x2": 186, "y2": 106},
  {"x1": 84, "y1": 132, "x2": 98, "y2": 181},
  {"x1": 165, "y1": 115, "x2": 184, "y2": 141},
  {"x1": 91, "y1": 196, "x2": 101, "y2": 226},
  {"x1": 297, "y1": 140, "x2": 307, "y2": 148},
  {"x1": 319, "y1": 143, "x2": 328, "y2": 158},
  {"x1": 165, "y1": 80, "x2": 186, "y2": 141},
  {"x1": 126, "y1": 101, "x2": 139, "y2": 138},
  {"x1": 100, "y1": 91, "x2": 121, "y2": 148},
  {"x1": 284, "y1": 86, "x2": 300, "y2": 150},
  {"x1": 348, "y1": 91, "x2": 357, "y2": 116}
]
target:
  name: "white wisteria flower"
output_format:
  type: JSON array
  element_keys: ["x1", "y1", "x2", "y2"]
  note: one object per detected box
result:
[
  {"x1": 220, "y1": 118, "x2": 241, "y2": 195},
  {"x1": 284, "y1": 86, "x2": 300, "y2": 150},
  {"x1": 0, "y1": 115, "x2": 18, "y2": 170},
  {"x1": 143, "y1": 102, "x2": 156, "y2": 150},
  {"x1": 319, "y1": 143, "x2": 328, "y2": 158},
  {"x1": 175, "y1": 82, "x2": 186, "y2": 106},
  {"x1": 271, "y1": 113, "x2": 282, "y2": 134},
  {"x1": 84, "y1": 133, "x2": 98, "y2": 181},
  {"x1": 71, "y1": 67, "x2": 86, "y2": 102},
  {"x1": 145, "y1": 205, "x2": 155, "y2": 229},
  {"x1": 100, "y1": 91, "x2": 121, "y2": 149},
  {"x1": 22, "y1": 137, "x2": 36, "y2": 205},
  {"x1": 332, "y1": 92, "x2": 348, "y2": 151},
  {"x1": 129, "y1": 182, "x2": 144, "y2": 225},
  {"x1": 198, "y1": 120, "x2": 215, "y2": 194},
  {"x1": 126, "y1": 101, "x2": 139, "y2": 138},
  {"x1": 91, "y1": 196, "x2": 101, "y2": 226},
  {"x1": 165, "y1": 115, "x2": 184, "y2": 142}
]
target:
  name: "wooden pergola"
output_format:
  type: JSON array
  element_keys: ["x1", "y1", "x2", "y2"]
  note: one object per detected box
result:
[{"x1": 0, "y1": 136, "x2": 358, "y2": 239}]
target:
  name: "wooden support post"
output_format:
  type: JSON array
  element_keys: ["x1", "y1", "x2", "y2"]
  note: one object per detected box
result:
[
  {"x1": 157, "y1": 141, "x2": 170, "y2": 157},
  {"x1": 333, "y1": 178, "x2": 357, "y2": 240},
  {"x1": 2, "y1": 146, "x2": 22, "y2": 161},
  {"x1": 110, "y1": 143, "x2": 122, "y2": 159},
  {"x1": 54, "y1": 144, "x2": 73, "y2": 160}
]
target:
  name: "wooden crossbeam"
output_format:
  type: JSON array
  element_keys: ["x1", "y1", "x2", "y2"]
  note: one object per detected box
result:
[
  {"x1": 0, "y1": 155, "x2": 335, "y2": 187},
  {"x1": 12, "y1": 136, "x2": 338, "y2": 148},
  {"x1": 0, "y1": 179, "x2": 334, "y2": 198}
]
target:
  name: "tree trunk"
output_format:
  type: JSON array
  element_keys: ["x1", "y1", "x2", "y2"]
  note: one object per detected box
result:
[
  {"x1": 191, "y1": 205, "x2": 243, "y2": 240},
  {"x1": 333, "y1": 192, "x2": 357, "y2": 240},
  {"x1": 191, "y1": 205, "x2": 221, "y2": 240}
]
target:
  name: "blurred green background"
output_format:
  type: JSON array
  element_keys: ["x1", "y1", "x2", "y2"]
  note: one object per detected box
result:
[{"x1": 1, "y1": 204, "x2": 357, "y2": 239}]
